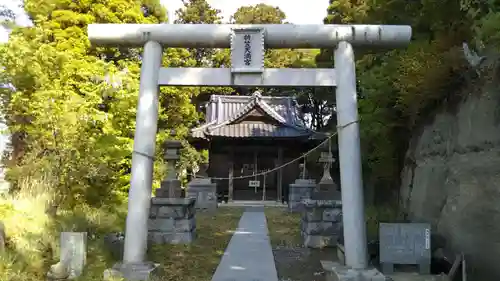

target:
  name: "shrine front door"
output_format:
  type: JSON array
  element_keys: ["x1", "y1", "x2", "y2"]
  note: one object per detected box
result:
[{"x1": 232, "y1": 149, "x2": 278, "y2": 201}]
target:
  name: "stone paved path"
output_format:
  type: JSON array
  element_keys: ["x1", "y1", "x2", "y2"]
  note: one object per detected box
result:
[{"x1": 211, "y1": 206, "x2": 279, "y2": 281}]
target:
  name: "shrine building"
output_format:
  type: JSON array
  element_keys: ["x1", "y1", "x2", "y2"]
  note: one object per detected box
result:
[{"x1": 189, "y1": 91, "x2": 326, "y2": 202}]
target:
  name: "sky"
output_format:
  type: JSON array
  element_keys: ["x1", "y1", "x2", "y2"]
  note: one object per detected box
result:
[
  {"x1": 0, "y1": 0, "x2": 328, "y2": 42},
  {"x1": 163, "y1": 0, "x2": 327, "y2": 24}
]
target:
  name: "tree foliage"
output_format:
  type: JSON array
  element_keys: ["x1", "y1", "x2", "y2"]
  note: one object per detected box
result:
[
  {"x1": 174, "y1": 0, "x2": 232, "y2": 121},
  {"x1": 316, "y1": 0, "x2": 491, "y2": 199},
  {"x1": 0, "y1": 0, "x2": 202, "y2": 207},
  {"x1": 231, "y1": 4, "x2": 286, "y2": 24}
]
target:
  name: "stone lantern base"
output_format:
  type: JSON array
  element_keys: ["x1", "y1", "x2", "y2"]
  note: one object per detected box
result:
[
  {"x1": 147, "y1": 198, "x2": 196, "y2": 244},
  {"x1": 301, "y1": 199, "x2": 343, "y2": 248}
]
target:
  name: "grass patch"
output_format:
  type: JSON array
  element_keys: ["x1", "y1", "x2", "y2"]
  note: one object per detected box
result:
[
  {"x1": 148, "y1": 206, "x2": 244, "y2": 281},
  {"x1": 0, "y1": 177, "x2": 244, "y2": 281},
  {"x1": 264, "y1": 207, "x2": 302, "y2": 247},
  {"x1": 0, "y1": 178, "x2": 127, "y2": 281}
]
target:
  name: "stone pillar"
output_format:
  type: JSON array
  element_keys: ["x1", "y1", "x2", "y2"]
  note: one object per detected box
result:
[
  {"x1": 122, "y1": 40, "x2": 162, "y2": 266},
  {"x1": 301, "y1": 199, "x2": 343, "y2": 248},
  {"x1": 288, "y1": 179, "x2": 316, "y2": 213},
  {"x1": 186, "y1": 163, "x2": 218, "y2": 211},
  {"x1": 335, "y1": 41, "x2": 368, "y2": 269},
  {"x1": 155, "y1": 137, "x2": 182, "y2": 198},
  {"x1": 147, "y1": 197, "x2": 196, "y2": 244}
]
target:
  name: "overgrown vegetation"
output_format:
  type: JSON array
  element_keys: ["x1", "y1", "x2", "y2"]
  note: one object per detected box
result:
[{"x1": 0, "y1": 177, "x2": 127, "y2": 280}]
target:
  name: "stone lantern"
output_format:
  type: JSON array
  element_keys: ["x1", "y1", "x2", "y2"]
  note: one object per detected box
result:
[
  {"x1": 311, "y1": 147, "x2": 340, "y2": 200},
  {"x1": 148, "y1": 130, "x2": 197, "y2": 245},
  {"x1": 156, "y1": 130, "x2": 183, "y2": 198}
]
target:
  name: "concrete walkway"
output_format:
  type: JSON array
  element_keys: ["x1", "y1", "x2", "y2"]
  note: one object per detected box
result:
[{"x1": 211, "y1": 207, "x2": 279, "y2": 281}]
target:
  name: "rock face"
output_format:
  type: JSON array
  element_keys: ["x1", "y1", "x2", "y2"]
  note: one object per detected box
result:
[{"x1": 400, "y1": 80, "x2": 500, "y2": 280}]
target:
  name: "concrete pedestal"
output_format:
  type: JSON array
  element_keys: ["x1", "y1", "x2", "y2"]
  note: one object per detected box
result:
[
  {"x1": 321, "y1": 261, "x2": 386, "y2": 281},
  {"x1": 147, "y1": 198, "x2": 196, "y2": 244},
  {"x1": 155, "y1": 179, "x2": 182, "y2": 198},
  {"x1": 301, "y1": 199, "x2": 343, "y2": 248},
  {"x1": 186, "y1": 178, "x2": 217, "y2": 211},
  {"x1": 104, "y1": 262, "x2": 162, "y2": 281},
  {"x1": 288, "y1": 179, "x2": 316, "y2": 213}
]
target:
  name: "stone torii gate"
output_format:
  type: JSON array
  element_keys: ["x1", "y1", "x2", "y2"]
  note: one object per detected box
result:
[{"x1": 88, "y1": 23, "x2": 411, "y2": 279}]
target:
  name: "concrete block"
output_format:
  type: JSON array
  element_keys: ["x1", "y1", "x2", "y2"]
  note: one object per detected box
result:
[
  {"x1": 302, "y1": 231, "x2": 339, "y2": 248},
  {"x1": 321, "y1": 260, "x2": 386, "y2": 281},
  {"x1": 104, "y1": 262, "x2": 162, "y2": 281}
]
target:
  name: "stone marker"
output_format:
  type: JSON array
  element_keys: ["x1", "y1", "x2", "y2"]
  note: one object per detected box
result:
[
  {"x1": 379, "y1": 223, "x2": 432, "y2": 275},
  {"x1": 47, "y1": 232, "x2": 87, "y2": 280},
  {"x1": 148, "y1": 197, "x2": 196, "y2": 244},
  {"x1": 186, "y1": 162, "x2": 216, "y2": 210},
  {"x1": 155, "y1": 138, "x2": 183, "y2": 198},
  {"x1": 288, "y1": 179, "x2": 316, "y2": 213},
  {"x1": 301, "y1": 199, "x2": 342, "y2": 248},
  {"x1": 186, "y1": 163, "x2": 217, "y2": 211}
]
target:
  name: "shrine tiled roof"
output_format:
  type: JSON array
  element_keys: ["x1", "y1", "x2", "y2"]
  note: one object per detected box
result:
[{"x1": 191, "y1": 92, "x2": 315, "y2": 139}]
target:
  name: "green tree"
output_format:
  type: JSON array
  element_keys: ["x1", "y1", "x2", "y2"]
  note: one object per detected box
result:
[
  {"x1": 0, "y1": 0, "x2": 202, "y2": 208},
  {"x1": 174, "y1": 0, "x2": 222, "y2": 65},
  {"x1": 231, "y1": 4, "x2": 286, "y2": 24},
  {"x1": 173, "y1": 0, "x2": 233, "y2": 126}
]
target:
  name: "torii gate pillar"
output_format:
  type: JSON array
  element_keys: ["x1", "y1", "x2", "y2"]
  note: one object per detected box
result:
[{"x1": 88, "y1": 23, "x2": 411, "y2": 280}]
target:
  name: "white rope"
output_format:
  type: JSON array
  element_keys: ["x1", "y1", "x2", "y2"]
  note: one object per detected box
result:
[{"x1": 193, "y1": 119, "x2": 359, "y2": 181}]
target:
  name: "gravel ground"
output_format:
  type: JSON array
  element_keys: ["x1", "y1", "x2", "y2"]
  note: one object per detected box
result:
[{"x1": 272, "y1": 244, "x2": 336, "y2": 281}]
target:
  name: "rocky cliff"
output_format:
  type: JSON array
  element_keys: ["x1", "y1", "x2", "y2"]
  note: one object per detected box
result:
[{"x1": 399, "y1": 69, "x2": 500, "y2": 280}]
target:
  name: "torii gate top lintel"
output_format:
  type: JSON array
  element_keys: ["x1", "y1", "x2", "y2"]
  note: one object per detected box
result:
[{"x1": 87, "y1": 23, "x2": 412, "y2": 48}]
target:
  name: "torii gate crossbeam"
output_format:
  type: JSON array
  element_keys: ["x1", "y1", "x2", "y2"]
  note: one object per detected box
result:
[{"x1": 87, "y1": 23, "x2": 411, "y2": 280}]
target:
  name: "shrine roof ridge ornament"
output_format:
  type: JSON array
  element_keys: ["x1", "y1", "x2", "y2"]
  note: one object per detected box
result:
[{"x1": 87, "y1": 24, "x2": 412, "y2": 48}]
